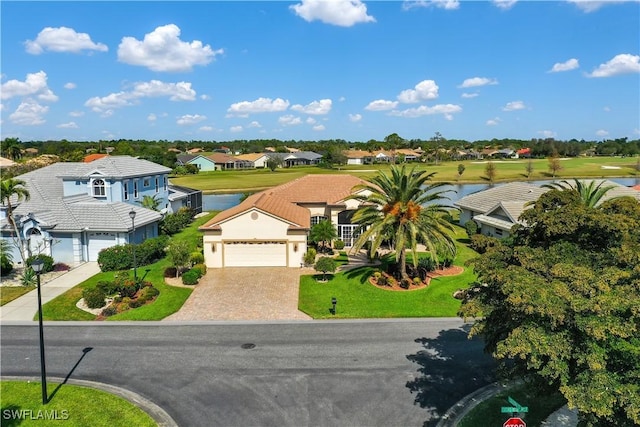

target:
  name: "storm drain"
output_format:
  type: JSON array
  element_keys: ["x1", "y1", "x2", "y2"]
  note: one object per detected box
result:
[{"x1": 241, "y1": 343, "x2": 256, "y2": 349}]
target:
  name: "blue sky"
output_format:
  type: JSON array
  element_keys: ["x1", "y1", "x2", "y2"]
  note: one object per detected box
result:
[{"x1": 1, "y1": 0, "x2": 639, "y2": 143}]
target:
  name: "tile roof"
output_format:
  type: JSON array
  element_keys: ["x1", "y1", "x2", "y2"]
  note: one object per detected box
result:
[
  {"x1": 455, "y1": 182, "x2": 548, "y2": 213},
  {"x1": 235, "y1": 153, "x2": 269, "y2": 162},
  {"x1": 207, "y1": 152, "x2": 239, "y2": 164},
  {"x1": 83, "y1": 153, "x2": 109, "y2": 163},
  {"x1": 57, "y1": 155, "x2": 171, "y2": 179},
  {"x1": 343, "y1": 150, "x2": 373, "y2": 159},
  {"x1": 201, "y1": 174, "x2": 368, "y2": 231}
]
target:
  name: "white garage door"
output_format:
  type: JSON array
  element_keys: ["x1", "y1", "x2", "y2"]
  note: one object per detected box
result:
[
  {"x1": 88, "y1": 232, "x2": 116, "y2": 261},
  {"x1": 223, "y1": 241, "x2": 287, "y2": 267}
]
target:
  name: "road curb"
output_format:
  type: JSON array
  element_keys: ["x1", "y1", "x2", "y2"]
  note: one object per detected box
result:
[{"x1": 1, "y1": 375, "x2": 178, "y2": 427}]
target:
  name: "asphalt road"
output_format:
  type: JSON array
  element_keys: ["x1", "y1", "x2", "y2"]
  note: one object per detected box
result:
[{"x1": 1, "y1": 319, "x2": 495, "y2": 427}]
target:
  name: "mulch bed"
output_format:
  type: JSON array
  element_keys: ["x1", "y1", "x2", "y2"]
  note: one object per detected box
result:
[{"x1": 369, "y1": 266, "x2": 464, "y2": 291}]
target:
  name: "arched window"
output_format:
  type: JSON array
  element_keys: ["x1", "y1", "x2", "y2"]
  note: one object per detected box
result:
[{"x1": 93, "y1": 179, "x2": 106, "y2": 197}]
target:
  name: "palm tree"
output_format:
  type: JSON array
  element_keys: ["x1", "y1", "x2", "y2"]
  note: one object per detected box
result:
[
  {"x1": 0, "y1": 178, "x2": 30, "y2": 264},
  {"x1": 2, "y1": 137, "x2": 23, "y2": 161},
  {"x1": 347, "y1": 165, "x2": 456, "y2": 282},
  {"x1": 542, "y1": 179, "x2": 617, "y2": 208},
  {"x1": 309, "y1": 220, "x2": 338, "y2": 252},
  {"x1": 138, "y1": 194, "x2": 161, "y2": 211}
]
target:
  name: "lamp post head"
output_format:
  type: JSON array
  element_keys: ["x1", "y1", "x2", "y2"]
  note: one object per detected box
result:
[
  {"x1": 32, "y1": 258, "x2": 45, "y2": 274},
  {"x1": 331, "y1": 297, "x2": 337, "y2": 305},
  {"x1": 129, "y1": 209, "x2": 136, "y2": 221}
]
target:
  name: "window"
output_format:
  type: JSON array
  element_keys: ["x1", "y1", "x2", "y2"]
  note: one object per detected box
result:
[
  {"x1": 495, "y1": 229, "x2": 503, "y2": 236},
  {"x1": 124, "y1": 182, "x2": 129, "y2": 200},
  {"x1": 155, "y1": 178, "x2": 159, "y2": 193},
  {"x1": 134, "y1": 181, "x2": 139, "y2": 199},
  {"x1": 163, "y1": 177, "x2": 167, "y2": 191},
  {"x1": 93, "y1": 179, "x2": 106, "y2": 197},
  {"x1": 311, "y1": 215, "x2": 327, "y2": 226},
  {"x1": 143, "y1": 178, "x2": 150, "y2": 187}
]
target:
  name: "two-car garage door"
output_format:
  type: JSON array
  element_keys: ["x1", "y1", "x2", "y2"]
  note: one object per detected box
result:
[{"x1": 223, "y1": 241, "x2": 287, "y2": 267}]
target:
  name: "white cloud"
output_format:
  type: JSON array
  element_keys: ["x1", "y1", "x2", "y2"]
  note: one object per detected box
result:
[
  {"x1": 538, "y1": 130, "x2": 557, "y2": 138},
  {"x1": 549, "y1": 58, "x2": 580, "y2": 72},
  {"x1": 25, "y1": 27, "x2": 108, "y2": 55},
  {"x1": 199, "y1": 126, "x2": 214, "y2": 132},
  {"x1": 306, "y1": 117, "x2": 317, "y2": 124},
  {"x1": 230, "y1": 125, "x2": 243, "y2": 133},
  {"x1": 248, "y1": 121, "x2": 262, "y2": 128},
  {"x1": 568, "y1": 0, "x2": 629, "y2": 13},
  {"x1": 278, "y1": 115, "x2": 303, "y2": 126},
  {"x1": 596, "y1": 129, "x2": 609, "y2": 137},
  {"x1": 503, "y1": 100, "x2": 526, "y2": 111},
  {"x1": 365, "y1": 99, "x2": 399, "y2": 111},
  {"x1": 64, "y1": 82, "x2": 77, "y2": 90},
  {"x1": 9, "y1": 99, "x2": 49, "y2": 125},
  {"x1": 402, "y1": 0, "x2": 460, "y2": 10},
  {"x1": 493, "y1": 0, "x2": 517, "y2": 9},
  {"x1": 461, "y1": 93, "x2": 479, "y2": 98},
  {"x1": 313, "y1": 124, "x2": 326, "y2": 131},
  {"x1": 200, "y1": 94, "x2": 211, "y2": 100},
  {"x1": 227, "y1": 97, "x2": 290, "y2": 115},
  {"x1": 85, "y1": 91, "x2": 134, "y2": 113},
  {"x1": 176, "y1": 114, "x2": 206, "y2": 125},
  {"x1": 291, "y1": 98, "x2": 332, "y2": 115},
  {"x1": 147, "y1": 113, "x2": 157, "y2": 121},
  {"x1": 349, "y1": 113, "x2": 362, "y2": 122},
  {"x1": 587, "y1": 53, "x2": 640, "y2": 77},
  {"x1": 290, "y1": 0, "x2": 375, "y2": 27},
  {"x1": 117, "y1": 24, "x2": 223, "y2": 72},
  {"x1": 458, "y1": 77, "x2": 498, "y2": 88},
  {"x1": 57, "y1": 121, "x2": 78, "y2": 129},
  {"x1": 486, "y1": 117, "x2": 501, "y2": 126},
  {"x1": 397, "y1": 80, "x2": 439, "y2": 103},
  {"x1": 1, "y1": 71, "x2": 58, "y2": 101},
  {"x1": 389, "y1": 103, "x2": 462, "y2": 120},
  {"x1": 69, "y1": 111, "x2": 84, "y2": 117},
  {"x1": 131, "y1": 80, "x2": 196, "y2": 101}
]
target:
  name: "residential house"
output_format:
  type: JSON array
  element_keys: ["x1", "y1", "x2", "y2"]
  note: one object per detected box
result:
[
  {"x1": 200, "y1": 174, "x2": 370, "y2": 268},
  {"x1": 207, "y1": 153, "x2": 253, "y2": 170},
  {"x1": 1, "y1": 156, "x2": 172, "y2": 265},
  {"x1": 266, "y1": 151, "x2": 322, "y2": 167},
  {"x1": 83, "y1": 153, "x2": 109, "y2": 163},
  {"x1": 344, "y1": 150, "x2": 374, "y2": 165},
  {"x1": 176, "y1": 154, "x2": 217, "y2": 172},
  {"x1": 169, "y1": 184, "x2": 203, "y2": 214},
  {"x1": 236, "y1": 153, "x2": 270, "y2": 168}
]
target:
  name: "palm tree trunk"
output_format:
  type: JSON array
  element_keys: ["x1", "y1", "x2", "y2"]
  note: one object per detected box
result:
[
  {"x1": 6, "y1": 205, "x2": 27, "y2": 265},
  {"x1": 399, "y1": 249, "x2": 409, "y2": 282}
]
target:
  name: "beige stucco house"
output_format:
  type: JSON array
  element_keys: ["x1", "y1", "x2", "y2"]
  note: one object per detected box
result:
[{"x1": 200, "y1": 175, "x2": 370, "y2": 268}]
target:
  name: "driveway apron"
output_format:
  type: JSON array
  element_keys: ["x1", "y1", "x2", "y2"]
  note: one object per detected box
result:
[{"x1": 164, "y1": 267, "x2": 312, "y2": 321}]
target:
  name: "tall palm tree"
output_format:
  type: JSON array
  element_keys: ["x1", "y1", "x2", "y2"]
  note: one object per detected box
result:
[
  {"x1": 2, "y1": 137, "x2": 23, "y2": 161},
  {"x1": 347, "y1": 165, "x2": 456, "y2": 282},
  {"x1": 542, "y1": 179, "x2": 617, "y2": 208},
  {"x1": 138, "y1": 194, "x2": 161, "y2": 211},
  {"x1": 1, "y1": 178, "x2": 30, "y2": 264}
]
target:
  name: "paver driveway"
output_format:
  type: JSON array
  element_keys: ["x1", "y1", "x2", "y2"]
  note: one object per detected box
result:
[{"x1": 165, "y1": 267, "x2": 312, "y2": 321}]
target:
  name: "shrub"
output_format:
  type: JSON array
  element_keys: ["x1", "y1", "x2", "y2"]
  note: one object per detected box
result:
[
  {"x1": 181, "y1": 269, "x2": 200, "y2": 286},
  {"x1": 413, "y1": 277, "x2": 421, "y2": 285},
  {"x1": 314, "y1": 256, "x2": 337, "y2": 280},
  {"x1": 377, "y1": 275, "x2": 388, "y2": 286},
  {"x1": 190, "y1": 251, "x2": 205, "y2": 266},
  {"x1": 400, "y1": 278, "x2": 412, "y2": 289},
  {"x1": 192, "y1": 263, "x2": 206, "y2": 276},
  {"x1": 160, "y1": 207, "x2": 195, "y2": 236},
  {"x1": 303, "y1": 248, "x2": 317, "y2": 266},
  {"x1": 164, "y1": 267, "x2": 177, "y2": 277},
  {"x1": 1, "y1": 257, "x2": 13, "y2": 276},
  {"x1": 20, "y1": 268, "x2": 37, "y2": 286},
  {"x1": 26, "y1": 254, "x2": 54, "y2": 273},
  {"x1": 140, "y1": 286, "x2": 159, "y2": 300},
  {"x1": 334, "y1": 240, "x2": 345, "y2": 250},
  {"x1": 52, "y1": 263, "x2": 70, "y2": 272},
  {"x1": 464, "y1": 220, "x2": 479, "y2": 238},
  {"x1": 418, "y1": 257, "x2": 436, "y2": 272},
  {"x1": 118, "y1": 279, "x2": 139, "y2": 298},
  {"x1": 96, "y1": 280, "x2": 118, "y2": 295},
  {"x1": 470, "y1": 234, "x2": 499, "y2": 254},
  {"x1": 373, "y1": 271, "x2": 382, "y2": 280},
  {"x1": 100, "y1": 306, "x2": 118, "y2": 317},
  {"x1": 136, "y1": 235, "x2": 170, "y2": 266},
  {"x1": 83, "y1": 288, "x2": 106, "y2": 309},
  {"x1": 129, "y1": 299, "x2": 143, "y2": 309},
  {"x1": 97, "y1": 245, "x2": 132, "y2": 272}
]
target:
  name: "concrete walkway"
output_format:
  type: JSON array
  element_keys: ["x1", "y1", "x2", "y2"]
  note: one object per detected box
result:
[{"x1": 0, "y1": 262, "x2": 100, "y2": 321}]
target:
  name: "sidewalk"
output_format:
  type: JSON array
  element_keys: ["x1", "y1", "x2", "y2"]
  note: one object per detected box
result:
[{"x1": 0, "y1": 262, "x2": 100, "y2": 322}]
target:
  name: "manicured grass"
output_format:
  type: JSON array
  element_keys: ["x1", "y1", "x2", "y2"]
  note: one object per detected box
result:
[
  {"x1": 299, "y1": 226, "x2": 478, "y2": 319},
  {"x1": 458, "y1": 382, "x2": 567, "y2": 427},
  {"x1": 40, "y1": 212, "x2": 217, "y2": 321},
  {"x1": 170, "y1": 156, "x2": 639, "y2": 193},
  {"x1": 1, "y1": 285, "x2": 35, "y2": 306},
  {"x1": 0, "y1": 381, "x2": 156, "y2": 427}
]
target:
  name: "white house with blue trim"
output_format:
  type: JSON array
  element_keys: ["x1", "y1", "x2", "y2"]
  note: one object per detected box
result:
[{"x1": 1, "y1": 156, "x2": 176, "y2": 265}]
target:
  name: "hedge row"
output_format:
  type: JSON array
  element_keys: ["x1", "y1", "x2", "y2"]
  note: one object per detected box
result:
[{"x1": 97, "y1": 235, "x2": 169, "y2": 272}]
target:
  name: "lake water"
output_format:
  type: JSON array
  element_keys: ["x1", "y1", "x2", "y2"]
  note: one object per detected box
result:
[{"x1": 202, "y1": 177, "x2": 640, "y2": 212}]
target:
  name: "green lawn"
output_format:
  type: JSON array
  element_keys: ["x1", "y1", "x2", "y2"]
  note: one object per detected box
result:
[
  {"x1": 40, "y1": 212, "x2": 216, "y2": 321},
  {"x1": 299, "y1": 226, "x2": 478, "y2": 319},
  {"x1": 459, "y1": 382, "x2": 567, "y2": 427},
  {"x1": 1, "y1": 285, "x2": 35, "y2": 306},
  {"x1": 0, "y1": 381, "x2": 156, "y2": 427},
  {"x1": 170, "y1": 156, "x2": 639, "y2": 193}
]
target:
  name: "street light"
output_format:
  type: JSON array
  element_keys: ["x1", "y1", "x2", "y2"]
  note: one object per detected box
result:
[
  {"x1": 128, "y1": 209, "x2": 137, "y2": 282},
  {"x1": 31, "y1": 258, "x2": 48, "y2": 405}
]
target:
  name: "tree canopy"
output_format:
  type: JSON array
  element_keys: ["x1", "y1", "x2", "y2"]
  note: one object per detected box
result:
[{"x1": 459, "y1": 190, "x2": 640, "y2": 426}]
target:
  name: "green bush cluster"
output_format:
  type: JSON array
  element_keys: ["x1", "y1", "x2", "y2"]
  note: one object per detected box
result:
[
  {"x1": 469, "y1": 234, "x2": 499, "y2": 254},
  {"x1": 189, "y1": 251, "x2": 204, "y2": 266},
  {"x1": 334, "y1": 240, "x2": 345, "y2": 250},
  {"x1": 26, "y1": 254, "x2": 55, "y2": 273},
  {"x1": 164, "y1": 266, "x2": 177, "y2": 277},
  {"x1": 1, "y1": 257, "x2": 13, "y2": 276},
  {"x1": 83, "y1": 288, "x2": 106, "y2": 309},
  {"x1": 464, "y1": 220, "x2": 479, "y2": 238},
  {"x1": 100, "y1": 306, "x2": 117, "y2": 317},
  {"x1": 181, "y1": 269, "x2": 200, "y2": 286},
  {"x1": 159, "y1": 207, "x2": 195, "y2": 236},
  {"x1": 191, "y1": 263, "x2": 206, "y2": 276},
  {"x1": 97, "y1": 236, "x2": 169, "y2": 272},
  {"x1": 303, "y1": 248, "x2": 317, "y2": 266}
]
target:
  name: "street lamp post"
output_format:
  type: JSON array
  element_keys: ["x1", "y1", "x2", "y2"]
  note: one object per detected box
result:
[
  {"x1": 129, "y1": 209, "x2": 137, "y2": 282},
  {"x1": 31, "y1": 258, "x2": 48, "y2": 405}
]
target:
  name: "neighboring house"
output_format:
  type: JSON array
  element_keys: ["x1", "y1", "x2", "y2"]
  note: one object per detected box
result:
[
  {"x1": 344, "y1": 150, "x2": 374, "y2": 165},
  {"x1": 0, "y1": 156, "x2": 172, "y2": 264},
  {"x1": 516, "y1": 148, "x2": 532, "y2": 158},
  {"x1": 455, "y1": 180, "x2": 640, "y2": 239},
  {"x1": 83, "y1": 153, "x2": 109, "y2": 163},
  {"x1": 265, "y1": 151, "x2": 322, "y2": 167},
  {"x1": 207, "y1": 153, "x2": 253, "y2": 170},
  {"x1": 176, "y1": 154, "x2": 217, "y2": 171},
  {"x1": 168, "y1": 184, "x2": 203, "y2": 214},
  {"x1": 200, "y1": 174, "x2": 370, "y2": 268},
  {"x1": 236, "y1": 153, "x2": 270, "y2": 168}
]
